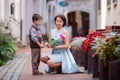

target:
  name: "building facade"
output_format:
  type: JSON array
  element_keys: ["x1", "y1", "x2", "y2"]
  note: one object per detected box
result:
[
  {"x1": 0, "y1": 0, "x2": 47, "y2": 46},
  {"x1": 97, "y1": 0, "x2": 120, "y2": 29},
  {"x1": 2, "y1": 0, "x2": 117, "y2": 46},
  {"x1": 47, "y1": 0, "x2": 97, "y2": 37}
]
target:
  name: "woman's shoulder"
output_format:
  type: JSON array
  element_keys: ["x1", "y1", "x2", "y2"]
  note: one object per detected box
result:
[{"x1": 62, "y1": 28, "x2": 68, "y2": 33}]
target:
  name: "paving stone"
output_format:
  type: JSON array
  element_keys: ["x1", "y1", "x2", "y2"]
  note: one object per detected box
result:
[
  {"x1": 11, "y1": 55, "x2": 28, "y2": 80},
  {"x1": 2, "y1": 58, "x2": 23, "y2": 80},
  {"x1": 0, "y1": 59, "x2": 18, "y2": 80},
  {"x1": 0, "y1": 53, "x2": 29, "y2": 80}
]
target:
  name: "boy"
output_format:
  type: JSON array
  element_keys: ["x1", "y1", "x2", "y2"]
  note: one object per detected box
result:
[{"x1": 29, "y1": 13, "x2": 44, "y2": 75}]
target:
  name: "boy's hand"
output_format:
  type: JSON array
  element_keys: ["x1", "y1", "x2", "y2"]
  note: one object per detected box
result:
[
  {"x1": 44, "y1": 42, "x2": 52, "y2": 48},
  {"x1": 47, "y1": 44, "x2": 51, "y2": 48},
  {"x1": 36, "y1": 41, "x2": 44, "y2": 48},
  {"x1": 39, "y1": 44, "x2": 44, "y2": 48}
]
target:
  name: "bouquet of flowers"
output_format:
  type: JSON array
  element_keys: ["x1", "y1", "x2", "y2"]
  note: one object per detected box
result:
[
  {"x1": 48, "y1": 38, "x2": 59, "y2": 47},
  {"x1": 45, "y1": 33, "x2": 66, "y2": 47}
]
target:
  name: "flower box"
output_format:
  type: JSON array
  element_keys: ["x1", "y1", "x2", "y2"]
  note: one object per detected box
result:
[
  {"x1": 71, "y1": 46, "x2": 85, "y2": 66},
  {"x1": 99, "y1": 60, "x2": 120, "y2": 80},
  {"x1": 71, "y1": 46, "x2": 79, "y2": 65},
  {"x1": 92, "y1": 55, "x2": 99, "y2": 78},
  {"x1": 84, "y1": 52, "x2": 88, "y2": 70},
  {"x1": 106, "y1": 26, "x2": 120, "y2": 29},
  {"x1": 99, "y1": 60, "x2": 108, "y2": 80},
  {"x1": 108, "y1": 61, "x2": 120, "y2": 80},
  {"x1": 88, "y1": 51, "x2": 93, "y2": 73},
  {"x1": 78, "y1": 47, "x2": 85, "y2": 67},
  {"x1": 105, "y1": 26, "x2": 120, "y2": 33},
  {"x1": 96, "y1": 29, "x2": 106, "y2": 33}
]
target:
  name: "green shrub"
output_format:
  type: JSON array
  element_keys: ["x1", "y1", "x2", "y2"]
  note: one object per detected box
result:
[
  {"x1": 0, "y1": 60, "x2": 4, "y2": 66},
  {"x1": 0, "y1": 22, "x2": 18, "y2": 66}
]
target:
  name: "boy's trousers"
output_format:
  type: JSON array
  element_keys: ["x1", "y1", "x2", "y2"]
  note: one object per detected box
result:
[{"x1": 31, "y1": 48, "x2": 41, "y2": 72}]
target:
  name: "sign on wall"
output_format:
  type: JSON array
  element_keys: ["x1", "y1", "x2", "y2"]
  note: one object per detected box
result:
[{"x1": 58, "y1": 0, "x2": 69, "y2": 7}]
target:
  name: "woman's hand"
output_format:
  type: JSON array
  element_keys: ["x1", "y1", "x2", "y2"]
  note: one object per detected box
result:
[
  {"x1": 47, "y1": 44, "x2": 55, "y2": 48},
  {"x1": 44, "y1": 42, "x2": 55, "y2": 48}
]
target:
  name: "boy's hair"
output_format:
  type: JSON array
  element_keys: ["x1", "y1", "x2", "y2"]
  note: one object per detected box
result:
[{"x1": 32, "y1": 13, "x2": 43, "y2": 22}]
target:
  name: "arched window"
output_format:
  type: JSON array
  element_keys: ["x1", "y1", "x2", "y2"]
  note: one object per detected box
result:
[
  {"x1": 48, "y1": 5, "x2": 51, "y2": 13},
  {"x1": 11, "y1": 3, "x2": 14, "y2": 15},
  {"x1": 107, "y1": 0, "x2": 111, "y2": 6},
  {"x1": 98, "y1": 0, "x2": 101, "y2": 10},
  {"x1": 53, "y1": 6, "x2": 55, "y2": 17}
]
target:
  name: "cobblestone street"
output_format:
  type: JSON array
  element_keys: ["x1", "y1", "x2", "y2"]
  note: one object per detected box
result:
[{"x1": 0, "y1": 46, "x2": 93, "y2": 80}]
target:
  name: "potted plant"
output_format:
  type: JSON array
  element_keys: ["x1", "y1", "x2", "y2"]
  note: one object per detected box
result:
[
  {"x1": 90, "y1": 35, "x2": 106, "y2": 78},
  {"x1": 70, "y1": 36, "x2": 86, "y2": 66},
  {"x1": 82, "y1": 32, "x2": 104, "y2": 71},
  {"x1": 95, "y1": 33, "x2": 120, "y2": 80}
]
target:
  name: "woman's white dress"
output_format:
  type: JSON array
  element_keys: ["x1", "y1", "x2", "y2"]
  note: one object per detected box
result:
[{"x1": 45, "y1": 28, "x2": 80, "y2": 73}]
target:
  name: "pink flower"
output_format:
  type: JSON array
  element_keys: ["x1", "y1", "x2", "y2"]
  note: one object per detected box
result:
[{"x1": 60, "y1": 33, "x2": 66, "y2": 40}]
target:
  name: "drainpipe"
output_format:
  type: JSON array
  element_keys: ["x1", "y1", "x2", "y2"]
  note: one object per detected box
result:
[{"x1": 20, "y1": 19, "x2": 22, "y2": 41}]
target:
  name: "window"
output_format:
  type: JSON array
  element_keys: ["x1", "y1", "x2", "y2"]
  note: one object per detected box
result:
[
  {"x1": 48, "y1": 5, "x2": 51, "y2": 13},
  {"x1": 98, "y1": 0, "x2": 101, "y2": 10},
  {"x1": 11, "y1": 3, "x2": 14, "y2": 15},
  {"x1": 46, "y1": 0, "x2": 53, "y2": 3},
  {"x1": 53, "y1": 6, "x2": 55, "y2": 17},
  {"x1": 113, "y1": 0, "x2": 117, "y2": 3},
  {"x1": 113, "y1": 0, "x2": 117, "y2": 7},
  {"x1": 107, "y1": 0, "x2": 111, "y2": 6}
]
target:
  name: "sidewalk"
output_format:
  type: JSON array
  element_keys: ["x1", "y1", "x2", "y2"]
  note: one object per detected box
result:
[
  {"x1": 0, "y1": 47, "x2": 29, "y2": 80},
  {"x1": 0, "y1": 46, "x2": 93, "y2": 80},
  {"x1": 19, "y1": 46, "x2": 93, "y2": 80}
]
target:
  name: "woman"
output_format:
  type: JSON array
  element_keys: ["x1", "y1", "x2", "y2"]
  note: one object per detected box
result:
[{"x1": 41, "y1": 14, "x2": 80, "y2": 74}]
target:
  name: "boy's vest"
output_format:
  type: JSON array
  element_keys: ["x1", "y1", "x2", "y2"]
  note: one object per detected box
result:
[{"x1": 29, "y1": 25, "x2": 42, "y2": 48}]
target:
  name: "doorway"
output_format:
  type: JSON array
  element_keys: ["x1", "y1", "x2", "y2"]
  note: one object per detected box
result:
[{"x1": 67, "y1": 11, "x2": 89, "y2": 37}]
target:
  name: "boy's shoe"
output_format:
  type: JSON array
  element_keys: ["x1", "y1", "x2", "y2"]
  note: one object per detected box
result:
[{"x1": 33, "y1": 71, "x2": 43, "y2": 75}]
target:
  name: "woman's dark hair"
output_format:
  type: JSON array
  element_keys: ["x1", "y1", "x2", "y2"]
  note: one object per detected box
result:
[
  {"x1": 32, "y1": 13, "x2": 43, "y2": 22},
  {"x1": 54, "y1": 14, "x2": 66, "y2": 27}
]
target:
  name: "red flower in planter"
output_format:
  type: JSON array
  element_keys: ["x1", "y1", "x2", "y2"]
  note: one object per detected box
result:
[
  {"x1": 82, "y1": 32, "x2": 104, "y2": 52},
  {"x1": 82, "y1": 38, "x2": 93, "y2": 52}
]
